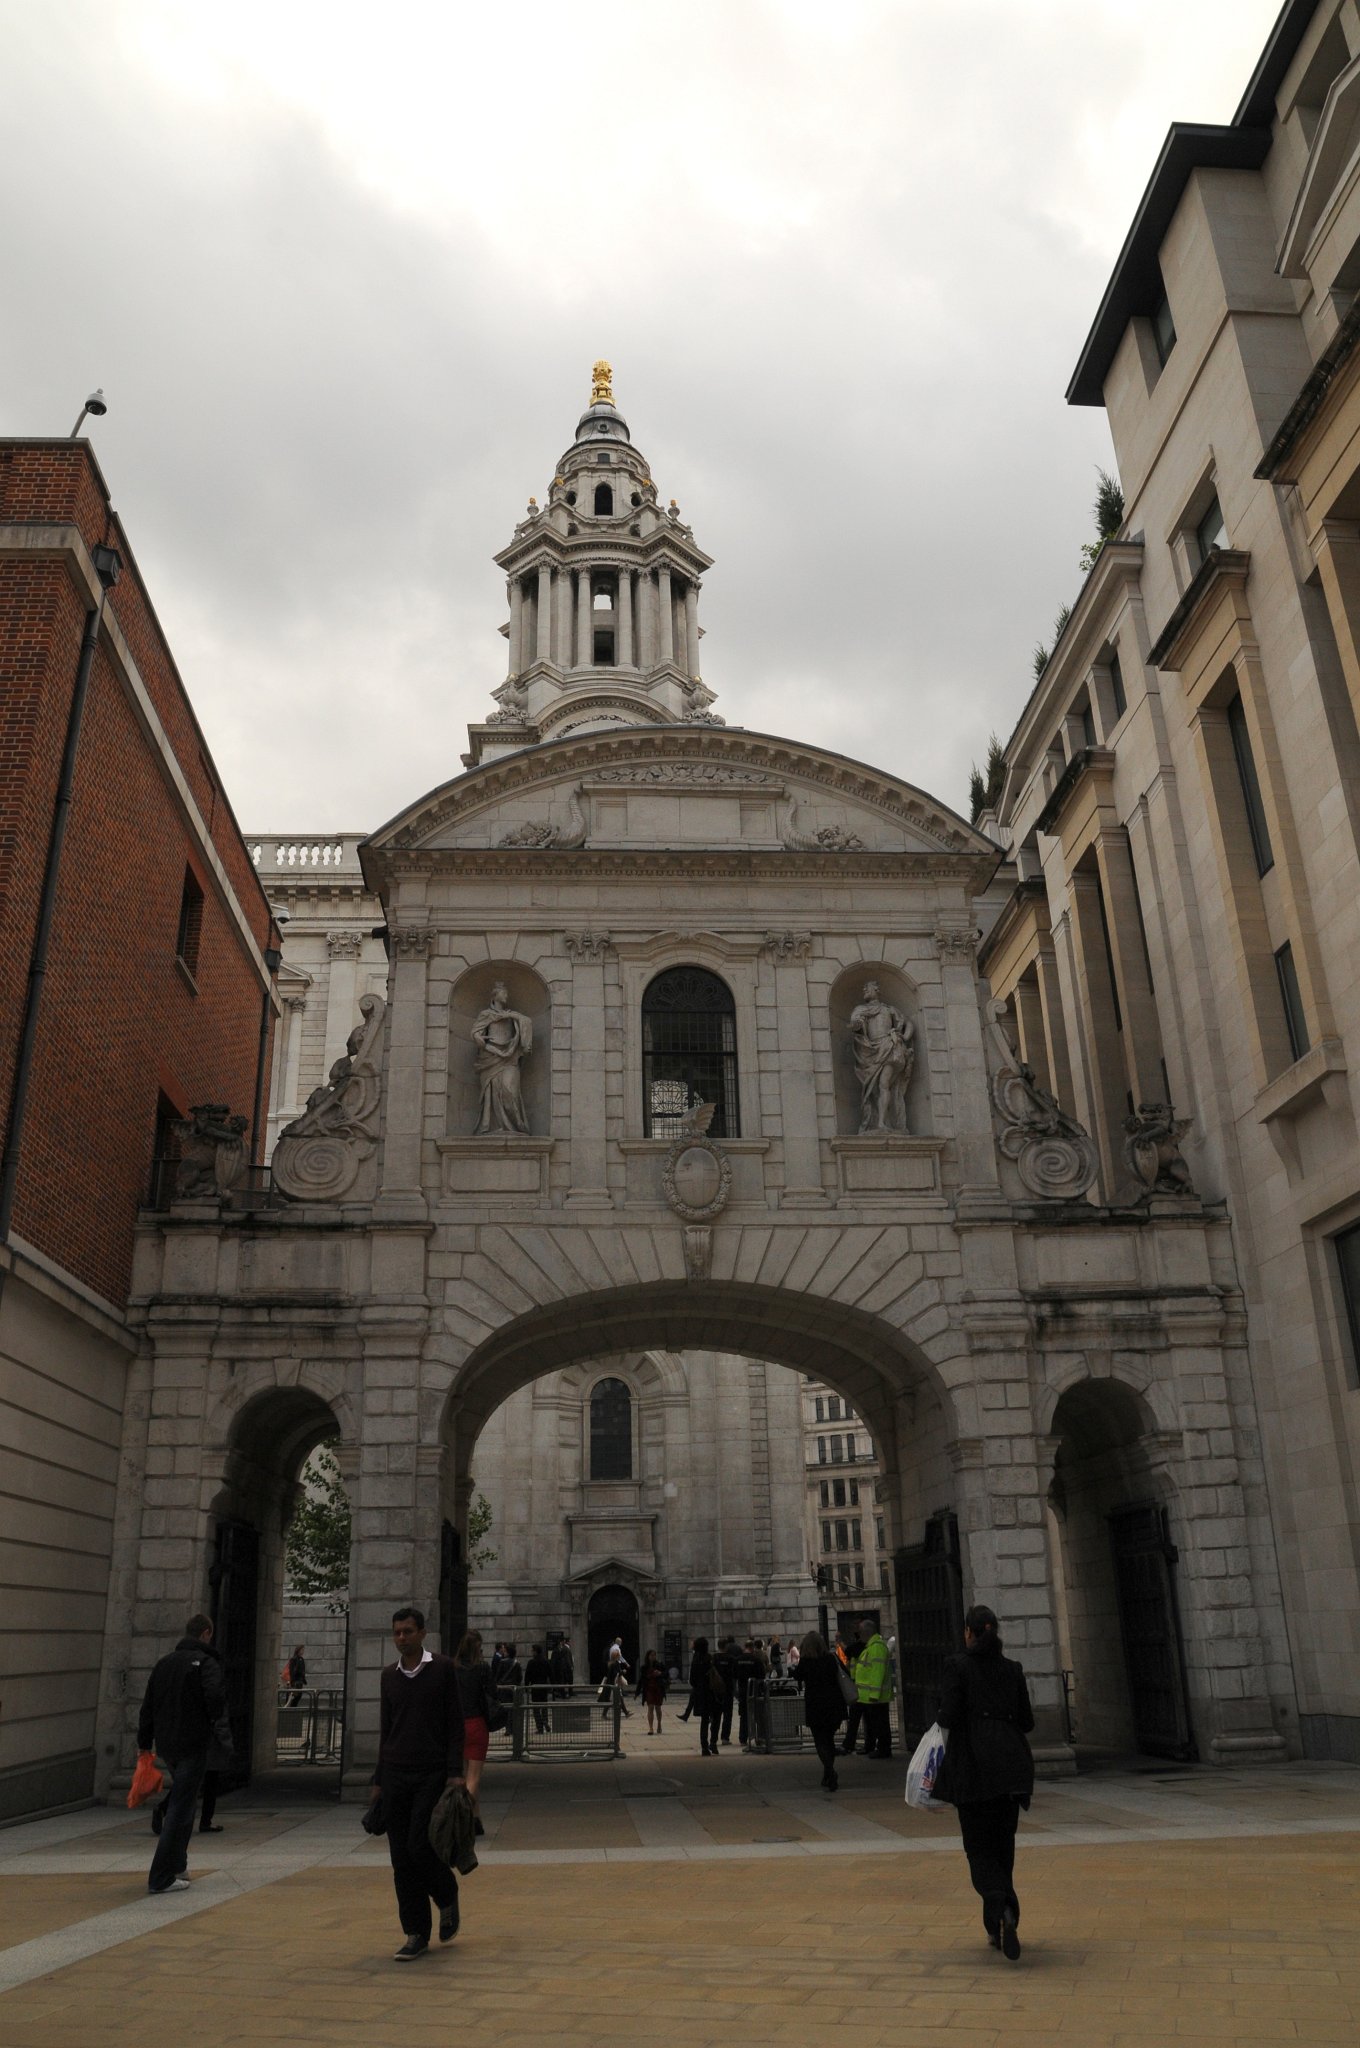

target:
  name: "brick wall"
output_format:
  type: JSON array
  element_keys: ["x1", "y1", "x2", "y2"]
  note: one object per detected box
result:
[{"x1": 0, "y1": 441, "x2": 275, "y2": 1307}]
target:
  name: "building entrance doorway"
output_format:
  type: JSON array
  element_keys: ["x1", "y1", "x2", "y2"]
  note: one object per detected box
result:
[
  {"x1": 1109, "y1": 1502, "x2": 1195, "y2": 1760},
  {"x1": 587, "y1": 1584, "x2": 639, "y2": 1682},
  {"x1": 894, "y1": 1509, "x2": 965, "y2": 1743}
]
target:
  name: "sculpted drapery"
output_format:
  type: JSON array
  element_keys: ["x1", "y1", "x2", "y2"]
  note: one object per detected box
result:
[
  {"x1": 849, "y1": 981, "x2": 915, "y2": 1134},
  {"x1": 472, "y1": 982, "x2": 533, "y2": 1134}
]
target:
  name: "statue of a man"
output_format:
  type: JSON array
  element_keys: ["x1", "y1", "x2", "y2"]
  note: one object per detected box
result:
[
  {"x1": 849, "y1": 981, "x2": 915, "y2": 1134},
  {"x1": 472, "y1": 981, "x2": 533, "y2": 1134}
]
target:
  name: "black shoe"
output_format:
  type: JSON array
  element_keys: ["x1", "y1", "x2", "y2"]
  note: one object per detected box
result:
[
  {"x1": 1001, "y1": 1906, "x2": 1020, "y2": 1961},
  {"x1": 987, "y1": 1931, "x2": 1001, "y2": 1950},
  {"x1": 827, "y1": 1773, "x2": 838, "y2": 1792},
  {"x1": 151, "y1": 1807, "x2": 164, "y2": 1836},
  {"x1": 439, "y1": 1898, "x2": 459, "y2": 1943},
  {"x1": 473, "y1": 1817, "x2": 485, "y2": 1837},
  {"x1": 394, "y1": 1937, "x2": 429, "y2": 1961},
  {"x1": 199, "y1": 1823, "x2": 223, "y2": 1833},
  {"x1": 701, "y1": 1746, "x2": 711, "y2": 1755}
]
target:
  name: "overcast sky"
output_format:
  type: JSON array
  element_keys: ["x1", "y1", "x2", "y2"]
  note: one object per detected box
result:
[{"x1": 2, "y1": 1, "x2": 1284, "y2": 832}]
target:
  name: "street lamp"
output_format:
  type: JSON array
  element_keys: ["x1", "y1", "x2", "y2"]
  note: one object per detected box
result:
[{"x1": 68, "y1": 389, "x2": 107, "y2": 437}]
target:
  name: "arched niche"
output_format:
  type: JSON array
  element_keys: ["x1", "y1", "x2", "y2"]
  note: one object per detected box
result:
[
  {"x1": 447, "y1": 962, "x2": 552, "y2": 1136},
  {"x1": 826, "y1": 963, "x2": 931, "y2": 1136}
]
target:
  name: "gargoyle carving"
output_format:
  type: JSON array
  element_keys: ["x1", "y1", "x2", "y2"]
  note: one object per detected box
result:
[
  {"x1": 497, "y1": 786, "x2": 588, "y2": 849},
  {"x1": 272, "y1": 993, "x2": 387, "y2": 1203},
  {"x1": 1124, "y1": 1102, "x2": 1196, "y2": 1199},
  {"x1": 173, "y1": 1104, "x2": 248, "y2": 1201},
  {"x1": 986, "y1": 1001, "x2": 1098, "y2": 1201}
]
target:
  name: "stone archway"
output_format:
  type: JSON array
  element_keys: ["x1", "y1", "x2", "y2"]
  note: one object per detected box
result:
[{"x1": 587, "y1": 1583, "x2": 640, "y2": 1682}]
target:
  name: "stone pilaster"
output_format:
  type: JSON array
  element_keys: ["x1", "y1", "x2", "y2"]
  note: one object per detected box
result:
[
  {"x1": 375, "y1": 927, "x2": 433, "y2": 1221},
  {"x1": 564, "y1": 932, "x2": 614, "y2": 1208}
]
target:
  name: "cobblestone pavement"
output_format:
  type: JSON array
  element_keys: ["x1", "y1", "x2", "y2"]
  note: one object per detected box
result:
[{"x1": 2, "y1": 1738, "x2": 1359, "y2": 2047}]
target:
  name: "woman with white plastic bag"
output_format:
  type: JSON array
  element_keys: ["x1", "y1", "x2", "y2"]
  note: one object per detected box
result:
[
  {"x1": 933, "y1": 1605, "x2": 1035, "y2": 1961},
  {"x1": 904, "y1": 1720, "x2": 949, "y2": 1809}
]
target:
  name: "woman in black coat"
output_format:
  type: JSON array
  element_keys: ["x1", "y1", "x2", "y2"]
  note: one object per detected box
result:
[
  {"x1": 794, "y1": 1631, "x2": 846, "y2": 1790},
  {"x1": 688, "y1": 1637, "x2": 724, "y2": 1756},
  {"x1": 935, "y1": 1604, "x2": 1035, "y2": 1961}
]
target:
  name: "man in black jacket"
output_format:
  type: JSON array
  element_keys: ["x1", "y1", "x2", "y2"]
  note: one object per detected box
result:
[
  {"x1": 368, "y1": 1605, "x2": 466, "y2": 1960},
  {"x1": 138, "y1": 1615, "x2": 235, "y2": 1895}
]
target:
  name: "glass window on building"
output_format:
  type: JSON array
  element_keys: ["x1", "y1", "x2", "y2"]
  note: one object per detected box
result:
[
  {"x1": 815, "y1": 1396, "x2": 824, "y2": 1422},
  {"x1": 817, "y1": 1437, "x2": 827, "y2": 1463},
  {"x1": 1226, "y1": 692, "x2": 1274, "y2": 876},
  {"x1": 830, "y1": 1434, "x2": 843, "y2": 1462},
  {"x1": 1151, "y1": 290, "x2": 1176, "y2": 368},
  {"x1": 845, "y1": 1433, "x2": 856, "y2": 1460},
  {"x1": 1194, "y1": 493, "x2": 1226, "y2": 563},
  {"x1": 851, "y1": 1520, "x2": 862, "y2": 1550},
  {"x1": 821, "y1": 1520, "x2": 832, "y2": 1552},
  {"x1": 849, "y1": 1480, "x2": 859, "y2": 1506},
  {"x1": 838, "y1": 1563, "x2": 852, "y2": 1591},
  {"x1": 832, "y1": 1478, "x2": 846, "y2": 1507},
  {"x1": 855, "y1": 1564, "x2": 865, "y2": 1589},
  {"x1": 641, "y1": 965, "x2": 739, "y2": 1136},
  {"x1": 1335, "y1": 1222, "x2": 1360, "y2": 1381},
  {"x1": 589, "y1": 1377, "x2": 632, "y2": 1480},
  {"x1": 819, "y1": 1480, "x2": 829, "y2": 1509},
  {"x1": 1275, "y1": 942, "x2": 1310, "y2": 1063},
  {"x1": 835, "y1": 1520, "x2": 849, "y2": 1551}
]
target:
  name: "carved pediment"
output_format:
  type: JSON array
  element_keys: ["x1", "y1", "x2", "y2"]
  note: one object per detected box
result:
[{"x1": 362, "y1": 728, "x2": 994, "y2": 876}]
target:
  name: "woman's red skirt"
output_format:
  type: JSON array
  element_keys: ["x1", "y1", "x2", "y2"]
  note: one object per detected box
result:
[{"x1": 463, "y1": 1714, "x2": 489, "y2": 1762}]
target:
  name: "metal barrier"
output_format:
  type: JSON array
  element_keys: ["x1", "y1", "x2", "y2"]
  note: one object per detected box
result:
[
  {"x1": 745, "y1": 1678, "x2": 906, "y2": 1755},
  {"x1": 275, "y1": 1687, "x2": 345, "y2": 1764},
  {"x1": 487, "y1": 1684, "x2": 623, "y2": 1761}
]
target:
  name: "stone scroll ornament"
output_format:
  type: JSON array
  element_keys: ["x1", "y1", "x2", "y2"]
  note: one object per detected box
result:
[
  {"x1": 985, "y1": 1001, "x2": 1099, "y2": 1200},
  {"x1": 173, "y1": 1104, "x2": 248, "y2": 1201},
  {"x1": 1124, "y1": 1103, "x2": 1196, "y2": 1199},
  {"x1": 272, "y1": 994, "x2": 387, "y2": 1203}
]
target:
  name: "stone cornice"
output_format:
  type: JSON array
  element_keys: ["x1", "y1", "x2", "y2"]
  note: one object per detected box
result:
[
  {"x1": 1034, "y1": 747, "x2": 1116, "y2": 837},
  {"x1": 493, "y1": 530, "x2": 713, "y2": 578},
  {"x1": 1147, "y1": 548, "x2": 1252, "y2": 670},
  {"x1": 1001, "y1": 540, "x2": 1145, "y2": 792},
  {"x1": 976, "y1": 877, "x2": 1049, "y2": 974},
  {"x1": 383, "y1": 849, "x2": 987, "y2": 883}
]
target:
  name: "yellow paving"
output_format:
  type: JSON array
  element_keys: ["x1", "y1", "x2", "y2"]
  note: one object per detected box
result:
[
  {"x1": 0, "y1": 1875, "x2": 135, "y2": 1946},
  {"x1": 3, "y1": 1833, "x2": 1359, "y2": 2047}
]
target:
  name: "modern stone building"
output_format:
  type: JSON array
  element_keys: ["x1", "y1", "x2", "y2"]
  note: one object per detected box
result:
[
  {"x1": 981, "y1": 0, "x2": 1360, "y2": 1763},
  {"x1": 107, "y1": 362, "x2": 1302, "y2": 1806}
]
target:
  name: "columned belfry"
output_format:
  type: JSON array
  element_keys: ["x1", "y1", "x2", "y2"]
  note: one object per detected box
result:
[{"x1": 466, "y1": 363, "x2": 718, "y2": 767}]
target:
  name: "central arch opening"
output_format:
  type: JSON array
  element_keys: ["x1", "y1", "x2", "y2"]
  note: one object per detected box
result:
[{"x1": 441, "y1": 1282, "x2": 964, "y2": 1745}]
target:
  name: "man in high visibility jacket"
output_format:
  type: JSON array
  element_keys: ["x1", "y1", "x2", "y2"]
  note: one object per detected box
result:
[{"x1": 852, "y1": 1618, "x2": 895, "y2": 1759}]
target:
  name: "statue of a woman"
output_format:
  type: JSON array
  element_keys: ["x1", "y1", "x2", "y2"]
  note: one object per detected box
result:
[
  {"x1": 472, "y1": 982, "x2": 533, "y2": 1134},
  {"x1": 849, "y1": 981, "x2": 915, "y2": 1133}
]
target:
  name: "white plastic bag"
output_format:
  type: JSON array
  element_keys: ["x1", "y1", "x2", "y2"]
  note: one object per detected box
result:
[{"x1": 905, "y1": 1720, "x2": 949, "y2": 1810}]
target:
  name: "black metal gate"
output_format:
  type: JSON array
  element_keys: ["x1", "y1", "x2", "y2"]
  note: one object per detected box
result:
[
  {"x1": 209, "y1": 1518, "x2": 259, "y2": 1787},
  {"x1": 894, "y1": 1509, "x2": 964, "y2": 1743},
  {"x1": 1109, "y1": 1500, "x2": 1196, "y2": 1760}
]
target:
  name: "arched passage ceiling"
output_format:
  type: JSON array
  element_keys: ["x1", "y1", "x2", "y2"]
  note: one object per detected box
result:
[{"x1": 443, "y1": 1279, "x2": 950, "y2": 1469}]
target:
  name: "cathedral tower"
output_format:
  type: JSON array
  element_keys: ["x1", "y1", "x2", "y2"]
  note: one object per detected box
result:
[{"x1": 465, "y1": 363, "x2": 718, "y2": 766}]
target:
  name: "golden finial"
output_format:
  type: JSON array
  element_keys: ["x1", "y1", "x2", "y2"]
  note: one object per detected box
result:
[{"x1": 591, "y1": 359, "x2": 614, "y2": 406}]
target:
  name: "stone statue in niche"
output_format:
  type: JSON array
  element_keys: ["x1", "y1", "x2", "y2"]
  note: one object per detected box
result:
[
  {"x1": 849, "y1": 982, "x2": 915, "y2": 1133},
  {"x1": 472, "y1": 982, "x2": 534, "y2": 1134}
]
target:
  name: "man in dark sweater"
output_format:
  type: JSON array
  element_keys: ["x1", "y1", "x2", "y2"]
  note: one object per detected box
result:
[
  {"x1": 368, "y1": 1605, "x2": 466, "y2": 1960},
  {"x1": 138, "y1": 1614, "x2": 234, "y2": 1895}
]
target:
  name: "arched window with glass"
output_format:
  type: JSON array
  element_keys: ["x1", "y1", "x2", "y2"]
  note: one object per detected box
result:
[
  {"x1": 589, "y1": 1376, "x2": 633, "y2": 1481},
  {"x1": 641, "y1": 966, "x2": 740, "y2": 1138}
]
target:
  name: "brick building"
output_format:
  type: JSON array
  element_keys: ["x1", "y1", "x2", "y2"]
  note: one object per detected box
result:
[{"x1": 0, "y1": 440, "x2": 277, "y2": 1820}]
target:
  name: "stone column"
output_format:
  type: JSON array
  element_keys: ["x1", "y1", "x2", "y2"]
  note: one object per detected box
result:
[
  {"x1": 763, "y1": 933, "x2": 827, "y2": 1205},
  {"x1": 684, "y1": 578, "x2": 701, "y2": 678},
  {"x1": 281, "y1": 994, "x2": 307, "y2": 1113},
  {"x1": 324, "y1": 931, "x2": 362, "y2": 1075},
  {"x1": 535, "y1": 562, "x2": 553, "y2": 662},
  {"x1": 554, "y1": 562, "x2": 572, "y2": 664},
  {"x1": 1011, "y1": 977, "x2": 1051, "y2": 1096},
  {"x1": 376, "y1": 926, "x2": 433, "y2": 1220},
  {"x1": 1093, "y1": 828, "x2": 1164, "y2": 1104},
  {"x1": 564, "y1": 933, "x2": 613, "y2": 1207},
  {"x1": 576, "y1": 567, "x2": 591, "y2": 669},
  {"x1": 936, "y1": 922, "x2": 1002, "y2": 1199},
  {"x1": 637, "y1": 570, "x2": 654, "y2": 667},
  {"x1": 1314, "y1": 519, "x2": 1360, "y2": 734},
  {"x1": 656, "y1": 565, "x2": 674, "y2": 663},
  {"x1": 1066, "y1": 869, "x2": 1130, "y2": 1192},
  {"x1": 1034, "y1": 938, "x2": 1077, "y2": 1111},
  {"x1": 508, "y1": 577, "x2": 524, "y2": 673},
  {"x1": 617, "y1": 568, "x2": 633, "y2": 666}
]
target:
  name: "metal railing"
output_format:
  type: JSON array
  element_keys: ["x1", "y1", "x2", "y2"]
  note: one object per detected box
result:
[
  {"x1": 742, "y1": 1677, "x2": 905, "y2": 1755},
  {"x1": 276, "y1": 1687, "x2": 345, "y2": 1764},
  {"x1": 486, "y1": 1684, "x2": 623, "y2": 1761}
]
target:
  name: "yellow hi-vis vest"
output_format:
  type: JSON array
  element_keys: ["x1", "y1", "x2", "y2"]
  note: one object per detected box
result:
[{"x1": 852, "y1": 1632, "x2": 893, "y2": 1704}]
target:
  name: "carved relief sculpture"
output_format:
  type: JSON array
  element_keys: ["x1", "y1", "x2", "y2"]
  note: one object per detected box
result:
[
  {"x1": 272, "y1": 994, "x2": 387, "y2": 1203},
  {"x1": 780, "y1": 798, "x2": 865, "y2": 852},
  {"x1": 473, "y1": 982, "x2": 534, "y2": 1134},
  {"x1": 173, "y1": 1104, "x2": 248, "y2": 1201},
  {"x1": 850, "y1": 982, "x2": 915, "y2": 1133},
  {"x1": 1124, "y1": 1102, "x2": 1196, "y2": 1199},
  {"x1": 661, "y1": 1099, "x2": 732, "y2": 1222},
  {"x1": 497, "y1": 786, "x2": 588, "y2": 848},
  {"x1": 985, "y1": 1001, "x2": 1099, "y2": 1200}
]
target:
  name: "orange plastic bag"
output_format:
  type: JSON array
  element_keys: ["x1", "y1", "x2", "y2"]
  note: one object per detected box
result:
[{"x1": 127, "y1": 1751, "x2": 164, "y2": 1808}]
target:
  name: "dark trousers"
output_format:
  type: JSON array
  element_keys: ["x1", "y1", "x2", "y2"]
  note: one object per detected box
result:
[
  {"x1": 957, "y1": 1796, "x2": 1022, "y2": 1932},
  {"x1": 148, "y1": 1750, "x2": 206, "y2": 1892},
  {"x1": 840, "y1": 1699, "x2": 862, "y2": 1752},
  {"x1": 384, "y1": 1769, "x2": 458, "y2": 1942},
  {"x1": 720, "y1": 1689, "x2": 734, "y2": 1743},
  {"x1": 153, "y1": 1766, "x2": 219, "y2": 1834},
  {"x1": 862, "y1": 1701, "x2": 893, "y2": 1757},
  {"x1": 699, "y1": 1705, "x2": 723, "y2": 1753},
  {"x1": 810, "y1": 1724, "x2": 839, "y2": 1783}
]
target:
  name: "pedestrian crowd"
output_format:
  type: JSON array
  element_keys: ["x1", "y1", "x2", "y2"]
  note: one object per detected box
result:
[{"x1": 133, "y1": 1600, "x2": 1034, "y2": 1962}]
